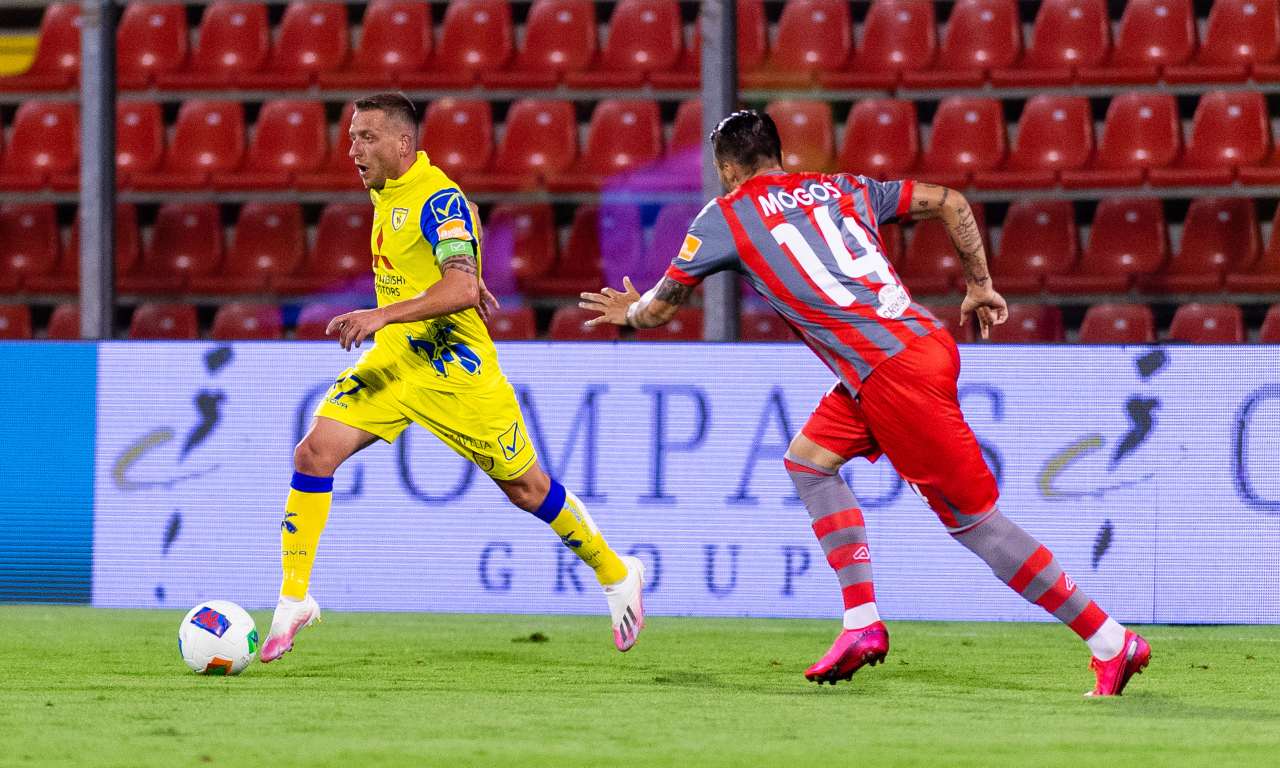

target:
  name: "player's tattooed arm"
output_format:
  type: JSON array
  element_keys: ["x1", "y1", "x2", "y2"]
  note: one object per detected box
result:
[
  {"x1": 578, "y1": 275, "x2": 688, "y2": 329},
  {"x1": 908, "y1": 182, "x2": 992, "y2": 289}
]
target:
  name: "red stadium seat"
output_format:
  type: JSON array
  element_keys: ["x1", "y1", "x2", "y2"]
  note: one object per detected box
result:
[
  {"x1": 1142, "y1": 198, "x2": 1259, "y2": 293},
  {"x1": 478, "y1": 204, "x2": 556, "y2": 298},
  {"x1": 192, "y1": 203, "x2": 305, "y2": 293},
  {"x1": 276, "y1": 203, "x2": 372, "y2": 295},
  {"x1": 670, "y1": 100, "x2": 703, "y2": 154},
  {"x1": 1260, "y1": 304, "x2": 1280, "y2": 342},
  {"x1": 546, "y1": 100, "x2": 662, "y2": 192},
  {"x1": 483, "y1": 0, "x2": 595, "y2": 88},
  {"x1": 488, "y1": 306, "x2": 537, "y2": 340},
  {"x1": 211, "y1": 303, "x2": 284, "y2": 340},
  {"x1": 549, "y1": 306, "x2": 619, "y2": 340},
  {"x1": 422, "y1": 99, "x2": 494, "y2": 181},
  {"x1": 1046, "y1": 198, "x2": 1168, "y2": 293},
  {"x1": 976, "y1": 96, "x2": 1094, "y2": 188},
  {"x1": 836, "y1": 99, "x2": 918, "y2": 180},
  {"x1": 525, "y1": 204, "x2": 638, "y2": 296},
  {"x1": 129, "y1": 303, "x2": 199, "y2": 340},
  {"x1": 565, "y1": 0, "x2": 682, "y2": 87},
  {"x1": 740, "y1": 309, "x2": 796, "y2": 341},
  {"x1": 239, "y1": 2, "x2": 349, "y2": 88},
  {"x1": 404, "y1": 0, "x2": 513, "y2": 87},
  {"x1": 114, "y1": 102, "x2": 164, "y2": 187},
  {"x1": 635, "y1": 308, "x2": 704, "y2": 341},
  {"x1": 899, "y1": 205, "x2": 989, "y2": 295},
  {"x1": 917, "y1": 301, "x2": 974, "y2": 343},
  {"x1": 822, "y1": 0, "x2": 936, "y2": 88},
  {"x1": 1167, "y1": 303, "x2": 1245, "y2": 343},
  {"x1": 116, "y1": 3, "x2": 188, "y2": 89},
  {"x1": 918, "y1": 97, "x2": 1007, "y2": 188},
  {"x1": 767, "y1": 101, "x2": 835, "y2": 173},
  {"x1": 991, "y1": 0, "x2": 1110, "y2": 86},
  {"x1": 468, "y1": 100, "x2": 576, "y2": 191},
  {"x1": 1061, "y1": 92, "x2": 1180, "y2": 188},
  {"x1": 121, "y1": 203, "x2": 224, "y2": 294},
  {"x1": 47, "y1": 303, "x2": 80, "y2": 339},
  {"x1": 214, "y1": 100, "x2": 327, "y2": 189},
  {"x1": 0, "y1": 204, "x2": 60, "y2": 292},
  {"x1": 1149, "y1": 91, "x2": 1271, "y2": 186},
  {"x1": 1168, "y1": 0, "x2": 1280, "y2": 83},
  {"x1": 1226, "y1": 206, "x2": 1280, "y2": 292},
  {"x1": 994, "y1": 200, "x2": 1079, "y2": 293},
  {"x1": 0, "y1": 101, "x2": 78, "y2": 190},
  {"x1": 297, "y1": 102, "x2": 359, "y2": 191},
  {"x1": 132, "y1": 100, "x2": 245, "y2": 190},
  {"x1": 0, "y1": 305, "x2": 33, "y2": 340},
  {"x1": 319, "y1": 0, "x2": 431, "y2": 88},
  {"x1": 159, "y1": 2, "x2": 270, "y2": 89},
  {"x1": 295, "y1": 302, "x2": 358, "y2": 340},
  {"x1": 986, "y1": 303, "x2": 1064, "y2": 342},
  {"x1": 747, "y1": 0, "x2": 852, "y2": 87},
  {"x1": 0, "y1": 4, "x2": 81, "y2": 91},
  {"x1": 903, "y1": 0, "x2": 1021, "y2": 88},
  {"x1": 1079, "y1": 0, "x2": 1195, "y2": 84},
  {"x1": 31, "y1": 203, "x2": 142, "y2": 293},
  {"x1": 654, "y1": 0, "x2": 767, "y2": 89},
  {"x1": 1077, "y1": 303, "x2": 1156, "y2": 343}
]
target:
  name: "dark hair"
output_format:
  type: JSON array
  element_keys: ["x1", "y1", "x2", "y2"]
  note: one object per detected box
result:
[
  {"x1": 353, "y1": 92, "x2": 418, "y2": 130},
  {"x1": 710, "y1": 109, "x2": 782, "y2": 169}
]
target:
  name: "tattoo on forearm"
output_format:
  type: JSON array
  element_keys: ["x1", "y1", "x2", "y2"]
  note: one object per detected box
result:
[
  {"x1": 631, "y1": 277, "x2": 692, "y2": 328},
  {"x1": 653, "y1": 277, "x2": 692, "y2": 305},
  {"x1": 441, "y1": 254, "x2": 478, "y2": 276},
  {"x1": 944, "y1": 203, "x2": 991, "y2": 286}
]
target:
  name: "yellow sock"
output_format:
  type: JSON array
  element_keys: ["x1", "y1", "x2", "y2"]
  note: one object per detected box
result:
[
  {"x1": 280, "y1": 472, "x2": 333, "y2": 600},
  {"x1": 538, "y1": 481, "x2": 627, "y2": 585}
]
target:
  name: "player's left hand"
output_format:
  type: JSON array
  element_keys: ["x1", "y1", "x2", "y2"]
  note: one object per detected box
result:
[
  {"x1": 959, "y1": 285, "x2": 1009, "y2": 340},
  {"x1": 326, "y1": 308, "x2": 388, "y2": 350},
  {"x1": 579, "y1": 276, "x2": 641, "y2": 326}
]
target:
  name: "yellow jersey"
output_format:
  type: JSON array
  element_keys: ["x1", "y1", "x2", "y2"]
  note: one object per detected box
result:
[{"x1": 357, "y1": 151, "x2": 501, "y2": 392}]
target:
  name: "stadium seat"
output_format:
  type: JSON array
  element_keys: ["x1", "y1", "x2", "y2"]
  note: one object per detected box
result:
[
  {"x1": 899, "y1": 205, "x2": 990, "y2": 295},
  {"x1": 478, "y1": 204, "x2": 555, "y2": 298},
  {"x1": 653, "y1": 0, "x2": 767, "y2": 89},
  {"x1": 767, "y1": 101, "x2": 835, "y2": 173},
  {"x1": 567, "y1": 0, "x2": 682, "y2": 88},
  {"x1": 903, "y1": 0, "x2": 1021, "y2": 88},
  {"x1": 1142, "y1": 198, "x2": 1258, "y2": 293},
  {"x1": 917, "y1": 301, "x2": 974, "y2": 343},
  {"x1": 1061, "y1": 92, "x2": 1180, "y2": 188},
  {"x1": 549, "y1": 306, "x2": 620, "y2": 340},
  {"x1": 211, "y1": 303, "x2": 284, "y2": 340},
  {"x1": 0, "y1": 4, "x2": 81, "y2": 91},
  {"x1": 975, "y1": 96, "x2": 1094, "y2": 188},
  {"x1": 129, "y1": 303, "x2": 199, "y2": 340},
  {"x1": 319, "y1": 0, "x2": 431, "y2": 88},
  {"x1": 404, "y1": 0, "x2": 513, "y2": 87},
  {"x1": 918, "y1": 98, "x2": 1006, "y2": 188},
  {"x1": 488, "y1": 306, "x2": 537, "y2": 340},
  {"x1": 214, "y1": 100, "x2": 327, "y2": 189},
  {"x1": 238, "y1": 2, "x2": 349, "y2": 88},
  {"x1": 422, "y1": 99, "x2": 494, "y2": 182},
  {"x1": 746, "y1": 0, "x2": 852, "y2": 87},
  {"x1": 295, "y1": 302, "x2": 357, "y2": 340},
  {"x1": 991, "y1": 0, "x2": 1110, "y2": 86},
  {"x1": 836, "y1": 99, "x2": 918, "y2": 180},
  {"x1": 524, "y1": 204, "x2": 638, "y2": 296},
  {"x1": 1226, "y1": 206, "x2": 1280, "y2": 292},
  {"x1": 191, "y1": 203, "x2": 305, "y2": 293},
  {"x1": 0, "y1": 101, "x2": 78, "y2": 190},
  {"x1": 631, "y1": 203, "x2": 702, "y2": 293},
  {"x1": 635, "y1": 308, "x2": 704, "y2": 341},
  {"x1": 113, "y1": 102, "x2": 164, "y2": 187},
  {"x1": 1077, "y1": 303, "x2": 1156, "y2": 343},
  {"x1": 0, "y1": 305, "x2": 33, "y2": 340},
  {"x1": 132, "y1": 100, "x2": 245, "y2": 190},
  {"x1": 159, "y1": 2, "x2": 270, "y2": 89},
  {"x1": 1167, "y1": 303, "x2": 1245, "y2": 343},
  {"x1": 121, "y1": 203, "x2": 224, "y2": 294},
  {"x1": 116, "y1": 3, "x2": 189, "y2": 89},
  {"x1": 0, "y1": 204, "x2": 60, "y2": 292},
  {"x1": 821, "y1": 0, "x2": 935, "y2": 88},
  {"x1": 468, "y1": 100, "x2": 576, "y2": 191},
  {"x1": 1079, "y1": 0, "x2": 1195, "y2": 83},
  {"x1": 297, "y1": 102, "x2": 359, "y2": 191},
  {"x1": 1260, "y1": 304, "x2": 1280, "y2": 342},
  {"x1": 740, "y1": 309, "x2": 796, "y2": 341},
  {"x1": 275, "y1": 203, "x2": 372, "y2": 295},
  {"x1": 31, "y1": 203, "x2": 142, "y2": 294},
  {"x1": 670, "y1": 100, "x2": 703, "y2": 154},
  {"x1": 482, "y1": 0, "x2": 595, "y2": 88},
  {"x1": 993, "y1": 200, "x2": 1079, "y2": 293},
  {"x1": 1149, "y1": 91, "x2": 1271, "y2": 186},
  {"x1": 46, "y1": 303, "x2": 80, "y2": 339},
  {"x1": 986, "y1": 303, "x2": 1064, "y2": 343},
  {"x1": 1168, "y1": 0, "x2": 1280, "y2": 83},
  {"x1": 546, "y1": 100, "x2": 662, "y2": 192},
  {"x1": 1046, "y1": 198, "x2": 1168, "y2": 293}
]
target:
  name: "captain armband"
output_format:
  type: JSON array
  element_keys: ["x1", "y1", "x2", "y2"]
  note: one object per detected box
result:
[{"x1": 434, "y1": 238, "x2": 477, "y2": 267}]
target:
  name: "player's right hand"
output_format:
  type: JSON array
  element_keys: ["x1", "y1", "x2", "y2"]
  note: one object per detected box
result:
[
  {"x1": 579, "y1": 276, "x2": 642, "y2": 326},
  {"x1": 959, "y1": 285, "x2": 1008, "y2": 340}
]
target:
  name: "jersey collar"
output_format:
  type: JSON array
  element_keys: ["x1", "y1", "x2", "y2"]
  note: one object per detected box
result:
[{"x1": 371, "y1": 151, "x2": 432, "y2": 203}]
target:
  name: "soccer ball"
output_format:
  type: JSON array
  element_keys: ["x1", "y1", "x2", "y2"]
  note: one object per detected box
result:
[{"x1": 178, "y1": 600, "x2": 258, "y2": 675}]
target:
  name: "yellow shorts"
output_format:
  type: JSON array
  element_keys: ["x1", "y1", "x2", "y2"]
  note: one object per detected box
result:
[{"x1": 314, "y1": 364, "x2": 537, "y2": 481}]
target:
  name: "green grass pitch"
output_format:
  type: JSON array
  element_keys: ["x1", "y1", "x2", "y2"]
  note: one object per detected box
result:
[{"x1": 2, "y1": 607, "x2": 1278, "y2": 768}]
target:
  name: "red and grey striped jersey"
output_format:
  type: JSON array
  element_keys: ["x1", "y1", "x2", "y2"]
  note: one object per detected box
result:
[{"x1": 664, "y1": 171, "x2": 944, "y2": 393}]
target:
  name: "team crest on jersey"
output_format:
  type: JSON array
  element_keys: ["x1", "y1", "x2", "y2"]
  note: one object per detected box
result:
[
  {"x1": 391, "y1": 207, "x2": 409, "y2": 231},
  {"x1": 678, "y1": 234, "x2": 702, "y2": 262},
  {"x1": 472, "y1": 451, "x2": 495, "y2": 472}
]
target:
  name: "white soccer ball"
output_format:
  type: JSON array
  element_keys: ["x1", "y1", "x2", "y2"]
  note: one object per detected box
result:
[{"x1": 178, "y1": 600, "x2": 258, "y2": 675}]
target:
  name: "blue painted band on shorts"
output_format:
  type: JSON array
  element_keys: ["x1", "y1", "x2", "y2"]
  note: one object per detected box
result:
[
  {"x1": 291, "y1": 472, "x2": 334, "y2": 494},
  {"x1": 532, "y1": 479, "x2": 566, "y2": 523}
]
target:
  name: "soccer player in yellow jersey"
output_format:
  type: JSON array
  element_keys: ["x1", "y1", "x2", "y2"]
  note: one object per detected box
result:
[{"x1": 260, "y1": 93, "x2": 646, "y2": 663}]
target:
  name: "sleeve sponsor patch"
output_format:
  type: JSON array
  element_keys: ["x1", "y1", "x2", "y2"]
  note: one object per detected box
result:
[
  {"x1": 677, "y1": 234, "x2": 702, "y2": 261},
  {"x1": 436, "y1": 220, "x2": 473, "y2": 242}
]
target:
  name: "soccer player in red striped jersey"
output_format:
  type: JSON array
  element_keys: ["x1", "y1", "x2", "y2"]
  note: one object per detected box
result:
[{"x1": 581, "y1": 110, "x2": 1150, "y2": 696}]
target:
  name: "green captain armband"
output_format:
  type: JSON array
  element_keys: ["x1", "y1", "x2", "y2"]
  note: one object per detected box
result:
[{"x1": 434, "y1": 238, "x2": 477, "y2": 266}]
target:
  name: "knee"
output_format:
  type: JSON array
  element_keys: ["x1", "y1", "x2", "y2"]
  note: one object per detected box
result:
[
  {"x1": 500, "y1": 471, "x2": 551, "y2": 513},
  {"x1": 785, "y1": 433, "x2": 844, "y2": 475},
  {"x1": 293, "y1": 438, "x2": 339, "y2": 477}
]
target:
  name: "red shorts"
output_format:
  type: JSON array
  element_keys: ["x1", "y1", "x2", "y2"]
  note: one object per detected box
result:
[{"x1": 800, "y1": 330, "x2": 999, "y2": 531}]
